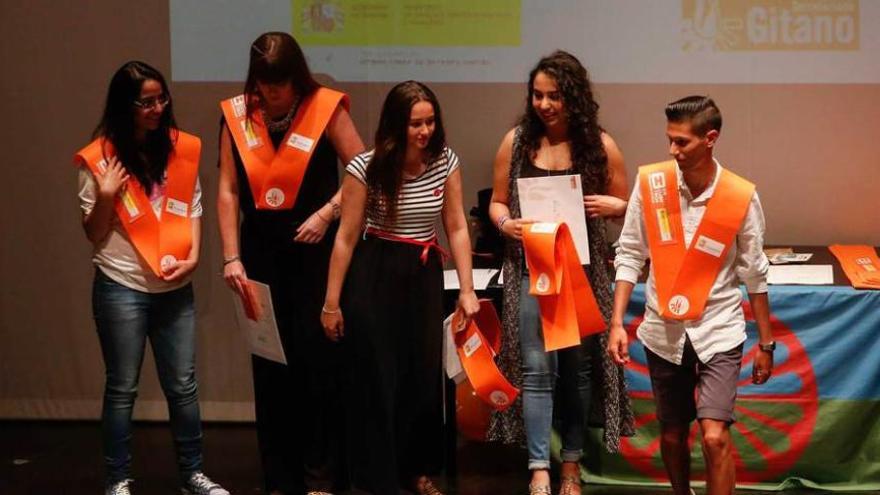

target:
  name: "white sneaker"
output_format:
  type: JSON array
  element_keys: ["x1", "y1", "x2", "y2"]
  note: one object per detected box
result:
[
  {"x1": 104, "y1": 479, "x2": 133, "y2": 495},
  {"x1": 181, "y1": 472, "x2": 230, "y2": 495}
]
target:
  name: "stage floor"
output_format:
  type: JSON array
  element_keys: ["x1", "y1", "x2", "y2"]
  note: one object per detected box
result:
[{"x1": 0, "y1": 421, "x2": 832, "y2": 494}]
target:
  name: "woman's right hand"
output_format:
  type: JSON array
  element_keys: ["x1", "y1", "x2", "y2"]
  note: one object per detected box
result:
[
  {"x1": 96, "y1": 157, "x2": 129, "y2": 198},
  {"x1": 499, "y1": 217, "x2": 537, "y2": 241},
  {"x1": 321, "y1": 308, "x2": 344, "y2": 342},
  {"x1": 223, "y1": 259, "x2": 249, "y2": 297}
]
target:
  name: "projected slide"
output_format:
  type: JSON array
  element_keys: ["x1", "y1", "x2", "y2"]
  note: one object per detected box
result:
[{"x1": 170, "y1": 0, "x2": 880, "y2": 83}]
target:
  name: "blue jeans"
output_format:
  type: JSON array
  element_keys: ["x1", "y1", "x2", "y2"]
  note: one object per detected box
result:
[
  {"x1": 519, "y1": 276, "x2": 594, "y2": 470},
  {"x1": 92, "y1": 270, "x2": 203, "y2": 484}
]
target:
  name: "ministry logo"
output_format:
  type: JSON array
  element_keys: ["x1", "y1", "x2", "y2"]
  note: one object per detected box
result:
[{"x1": 682, "y1": 0, "x2": 859, "y2": 51}]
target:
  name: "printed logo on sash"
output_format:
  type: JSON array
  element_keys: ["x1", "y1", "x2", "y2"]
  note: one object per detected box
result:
[
  {"x1": 160, "y1": 254, "x2": 178, "y2": 273},
  {"x1": 231, "y1": 95, "x2": 247, "y2": 118},
  {"x1": 856, "y1": 257, "x2": 877, "y2": 272},
  {"x1": 462, "y1": 333, "x2": 482, "y2": 358},
  {"x1": 650, "y1": 171, "x2": 666, "y2": 191},
  {"x1": 240, "y1": 120, "x2": 262, "y2": 149},
  {"x1": 535, "y1": 273, "x2": 551, "y2": 293},
  {"x1": 264, "y1": 188, "x2": 285, "y2": 208},
  {"x1": 694, "y1": 234, "x2": 725, "y2": 258},
  {"x1": 97, "y1": 157, "x2": 141, "y2": 219},
  {"x1": 656, "y1": 208, "x2": 673, "y2": 243},
  {"x1": 165, "y1": 198, "x2": 189, "y2": 217},
  {"x1": 668, "y1": 295, "x2": 690, "y2": 316},
  {"x1": 286, "y1": 133, "x2": 314, "y2": 152},
  {"x1": 490, "y1": 390, "x2": 510, "y2": 407}
]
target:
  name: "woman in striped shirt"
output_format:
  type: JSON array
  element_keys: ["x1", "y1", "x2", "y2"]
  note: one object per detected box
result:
[{"x1": 321, "y1": 81, "x2": 479, "y2": 495}]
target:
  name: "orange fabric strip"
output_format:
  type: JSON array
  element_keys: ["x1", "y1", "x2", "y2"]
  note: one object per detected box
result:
[
  {"x1": 221, "y1": 88, "x2": 349, "y2": 210},
  {"x1": 75, "y1": 131, "x2": 201, "y2": 277},
  {"x1": 452, "y1": 300, "x2": 519, "y2": 411},
  {"x1": 522, "y1": 222, "x2": 606, "y2": 352},
  {"x1": 640, "y1": 161, "x2": 755, "y2": 320},
  {"x1": 829, "y1": 245, "x2": 880, "y2": 289}
]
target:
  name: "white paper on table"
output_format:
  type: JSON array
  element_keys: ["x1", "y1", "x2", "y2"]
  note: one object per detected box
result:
[
  {"x1": 517, "y1": 174, "x2": 590, "y2": 264},
  {"x1": 442, "y1": 314, "x2": 467, "y2": 384},
  {"x1": 768, "y1": 265, "x2": 834, "y2": 285},
  {"x1": 231, "y1": 281, "x2": 287, "y2": 364},
  {"x1": 443, "y1": 268, "x2": 501, "y2": 291}
]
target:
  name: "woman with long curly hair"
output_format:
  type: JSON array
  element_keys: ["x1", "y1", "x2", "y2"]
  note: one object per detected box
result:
[
  {"x1": 321, "y1": 80, "x2": 479, "y2": 495},
  {"x1": 487, "y1": 50, "x2": 634, "y2": 495},
  {"x1": 75, "y1": 61, "x2": 228, "y2": 495}
]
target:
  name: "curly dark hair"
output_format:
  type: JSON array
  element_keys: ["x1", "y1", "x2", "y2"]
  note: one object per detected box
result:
[
  {"x1": 366, "y1": 80, "x2": 446, "y2": 223},
  {"x1": 518, "y1": 50, "x2": 608, "y2": 194}
]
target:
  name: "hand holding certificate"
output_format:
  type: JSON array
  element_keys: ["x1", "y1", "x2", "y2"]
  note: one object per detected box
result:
[
  {"x1": 232, "y1": 280, "x2": 287, "y2": 365},
  {"x1": 517, "y1": 174, "x2": 590, "y2": 264}
]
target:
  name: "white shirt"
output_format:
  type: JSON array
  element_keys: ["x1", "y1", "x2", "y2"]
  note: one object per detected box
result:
[
  {"x1": 78, "y1": 168, "x2": 203, "y2": 293},
  {"x1": 614, "y1": 159, "x2": 769, "y2": 365}
]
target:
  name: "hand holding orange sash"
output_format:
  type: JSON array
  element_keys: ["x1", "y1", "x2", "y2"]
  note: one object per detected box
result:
[
  {"x1": 451, "y1": 300, "x2": 519, "y2": 411},
  {"x1": 829, "y1": 245, "x2": 880, "y2": 289},
  {"x1": 522, "y1": 222, "x2": 606, "y2": 352}
]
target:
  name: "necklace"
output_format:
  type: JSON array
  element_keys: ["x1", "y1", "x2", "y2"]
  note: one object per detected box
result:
[{"x1": 261, "y1": 96, "x2": 301, "y2": 133}]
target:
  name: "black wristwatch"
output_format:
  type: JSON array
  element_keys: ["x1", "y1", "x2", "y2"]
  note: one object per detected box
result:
[{"x1": 758, "y1": 341, "x2": 776, "y2": 353}]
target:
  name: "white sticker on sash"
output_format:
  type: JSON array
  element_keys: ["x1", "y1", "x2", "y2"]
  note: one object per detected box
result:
[
  {"x1": 165, "y1": 198, "x2": 189, "y2": 217},
  {"x1": 463, "y1": 333, "x2": 482, "y2": 358},
  {"x1": 287, "y1": 133, "x2": 315, "y2": 152},
  {"x1": 668, "y1": 295, "x2": 690, "y2": 316},
  {"x1": 536, "y1": 273, "x2": 551, "y2": 293},
  {"x1": 694, "y1": 235, "x2": 725, "y2": 258},
  {"x1": 160, "y1": 254, "x2": 178, "y2": 272},
  {"x1": 490, "y1": 390, "x2": 510, "y2": 407},
  {"x1": 530, "y1": 222, "x2": 557, "y2": 234}
]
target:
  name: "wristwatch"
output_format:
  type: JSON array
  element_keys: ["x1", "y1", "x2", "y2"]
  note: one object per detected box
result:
[{"x1": 758, "y1": 341, "x2": 776, "y2": 353}]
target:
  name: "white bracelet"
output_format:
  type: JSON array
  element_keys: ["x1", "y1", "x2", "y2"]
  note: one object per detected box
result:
[{"x1": 321, "y1": 305, "x2": 341, "y2": 314}]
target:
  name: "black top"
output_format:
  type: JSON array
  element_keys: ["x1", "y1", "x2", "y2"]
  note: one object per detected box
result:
[
  {"x1": 225, "y1": 119, "x2": 339, "y2": 243},
  {"x1": 519, "y1": 158, "x2": 574, "y2": 178}
]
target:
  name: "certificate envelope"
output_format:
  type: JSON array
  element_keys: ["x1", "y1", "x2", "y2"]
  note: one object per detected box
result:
[
  {"x1": 232, "y1": 280, "x2": 287, "y2": 365},
  {"x1": 517, "y1": 174, "x2": 590, "y2": 264}
]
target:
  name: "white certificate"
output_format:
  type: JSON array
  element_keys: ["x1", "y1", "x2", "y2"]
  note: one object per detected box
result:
[
  {"x1": 768, "y1": 265, "x2": 834, "y2": 285},
  {"x1": 517, "y1": 174, "x2": 590, "y2": 264},
  {"x1": 232, "y1": 280, "x2": 287, "y2": 365}
]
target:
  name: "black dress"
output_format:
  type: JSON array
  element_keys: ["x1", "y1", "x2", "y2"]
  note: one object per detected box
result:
[{"x1": 226, "y1": 117, "x2": 344, "y2": 494}]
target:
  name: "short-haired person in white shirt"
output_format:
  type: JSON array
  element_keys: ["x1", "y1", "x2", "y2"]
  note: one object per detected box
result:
[{"x1": 607, "y1": 96, "x2": 775, "y2": 495}]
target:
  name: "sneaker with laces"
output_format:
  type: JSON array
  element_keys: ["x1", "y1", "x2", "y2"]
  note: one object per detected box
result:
[
  {"x1": 181, "y1": 471, "x2": 230, "y2": 495},
  {"x1": 104, "y1": 479, "x2": 133, "y2": 495}
]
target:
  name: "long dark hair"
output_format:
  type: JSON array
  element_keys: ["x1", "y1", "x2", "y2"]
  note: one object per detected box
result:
[
  {"x1": 93, "y1": 61, "x2": 177, "y2": 194},
  {"x1": 244, "y1": 32, "x2": 319, "y2": 118},
  {"x1": 366, "y1": 81, "x2": 446, "y2": 223},
  {"x1": 519, "y1": 50, "x2": 608, "y2": 194}
]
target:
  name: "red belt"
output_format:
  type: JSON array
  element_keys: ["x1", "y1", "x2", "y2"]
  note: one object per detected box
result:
[{"x1": 364, "y1": 227, "x2": 449, "y2": 265}]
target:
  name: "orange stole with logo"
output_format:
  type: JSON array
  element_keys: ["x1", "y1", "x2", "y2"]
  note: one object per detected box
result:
[
  {"x1": 451, "y1": 300, "x2": 519, "y2": 411},
  {"x1": 75, "y1": 131, "x2": 201, "y2": 277},
  {"x1": 639, "y1": 161, "x2": 754, "y2": 320},
  {"x1": 829, "y1": 245, "x2": 880, "y2": 289},
  {"x1": 221, "y1": 87, "x2": 349, "y2": 210},
  {"x1": 522, "y1": 222, "x2": 606, "y2": 351}
]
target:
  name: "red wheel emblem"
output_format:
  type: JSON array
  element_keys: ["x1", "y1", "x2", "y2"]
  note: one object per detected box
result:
[{"x1": 619, "y1": 302, "x2": 818, "y2": 484}]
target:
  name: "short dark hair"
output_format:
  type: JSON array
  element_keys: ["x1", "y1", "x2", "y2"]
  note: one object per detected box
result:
[{"x1": 665, "y1": 95, "x2": 722, "y2": 135}]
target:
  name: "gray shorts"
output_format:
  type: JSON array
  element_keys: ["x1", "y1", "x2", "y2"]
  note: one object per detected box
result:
[{"x1": 644, "y1": 338, "x2": 743, "y2": 424}]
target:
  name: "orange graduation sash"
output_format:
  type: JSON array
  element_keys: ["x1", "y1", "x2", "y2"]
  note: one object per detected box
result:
[
  {"x1": 640, "y1": 160, "x2": 755, "y2": 320},
  {"x1": 451, "y1": 300, "x2": 519, "y2": 411},
  {"x1": 829, "y1": 245, "x2": 880, "y2": 289},
  {"x1": 220, "y1": 87, "x2": 349, "y2": 210},
  {"x1": 522, "y1": 222, "x2": 606, "y2": 352},
  {"x1": 75, "y1": 131, "x2": 201, "y2": 277}
]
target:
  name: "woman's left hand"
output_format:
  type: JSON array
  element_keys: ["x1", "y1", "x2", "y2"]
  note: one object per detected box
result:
[
  {"x1": 161, "y1": 259, "x2": 198, "y2": 282},
  {"x1": 584, "y1": 194, "x2": 627, "y2": 219},
  {"x1": 294, "y1": 208, "x2": 331, "y2": 244},
  {"x1": 454, "y1": 290, "x2": 481, "y2": 331}
]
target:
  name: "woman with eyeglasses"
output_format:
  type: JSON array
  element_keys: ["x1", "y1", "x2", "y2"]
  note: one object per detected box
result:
[
  {"x1": 217, "y1": 32, "x2": 364, "y2": 495},
  {"x1": 75, "y1": 61, "x2": 227, "y2": 495},
  {"x1": 321, "y1": 80, "x2": 480, "y2": 495}
]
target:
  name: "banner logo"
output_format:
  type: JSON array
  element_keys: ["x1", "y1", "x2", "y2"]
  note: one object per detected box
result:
[{"x1": 682, "y1": 0, "x2": 859, "y2": 51}]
